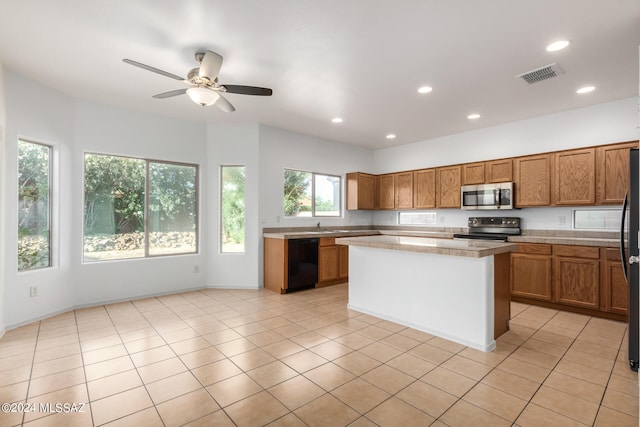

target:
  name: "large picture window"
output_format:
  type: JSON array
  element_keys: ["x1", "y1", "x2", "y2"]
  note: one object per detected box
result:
[
  {"x1": 83, "y1": 153, "x2": 197, "y2": 262},
  {"x1": 221, "y1": 166, "x2": 245, "y2": 253},
  {"x1": 18, "y1": 140, "x2": 52, "y2": 271},
  {"x1": 284, "y1": 169, "x2": 341, "y2": 217}
]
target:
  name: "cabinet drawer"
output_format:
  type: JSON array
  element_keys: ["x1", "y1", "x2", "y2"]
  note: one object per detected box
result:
[
  {"x1": 554, "y1": 245, "x2": 600, "y2": 259},
  {"x1": 516, "y1": 243, "x2": 552, "y2": 255},
  {"x1": 603, "y1": 247, "x2": 622, "y2": 261},
  {"x1": 319, "y1": 237, "x2": 335, "y2": 246}
]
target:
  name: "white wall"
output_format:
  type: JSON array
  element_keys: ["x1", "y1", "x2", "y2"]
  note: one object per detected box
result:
[
  {"x1": 258, "y1": 125, "x2": 374, "y2": 229},
  {"x1": 5, "y1": 72, "x2": 77, "y2": 327},
  {"x1": 204, "y1": 124, "x2": 375, "y2": 289},
  {"x1": 0, "y1": 62, "x2": 6, "y2": 336},
  {"x1": 4, "y1": 72, "x2": 208, "y2": 328},
  {"x1": 373, "y1": 98, "x2": 638, "y2": 173},
  {"x1": 372, "y1": 97, "x2": 640, "y2": 230},
  {"x1": 72, "y1": 101, "x2": 207, "y2": 307},
  {"x1": 206, "y1": 123, "x2": 260, "y2": 288}
]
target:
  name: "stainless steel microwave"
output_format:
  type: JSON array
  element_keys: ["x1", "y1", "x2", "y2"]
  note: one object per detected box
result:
[{"x1": 461, "y1": 182, "x2": 514, "y2": 210}]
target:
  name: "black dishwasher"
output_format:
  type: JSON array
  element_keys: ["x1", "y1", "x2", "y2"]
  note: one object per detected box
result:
[{"x1": 287, "y1": 238, "x2": 319, "y2": 292}]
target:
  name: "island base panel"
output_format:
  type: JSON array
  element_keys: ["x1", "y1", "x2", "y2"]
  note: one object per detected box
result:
[{"x1": 348, "y1": 246, "x2": 497, "y2": 351}]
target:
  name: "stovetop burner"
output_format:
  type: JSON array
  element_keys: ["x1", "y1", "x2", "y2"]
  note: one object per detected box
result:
[{"x1": 454, "y1": 216, "x2": 521, "y2": 242}]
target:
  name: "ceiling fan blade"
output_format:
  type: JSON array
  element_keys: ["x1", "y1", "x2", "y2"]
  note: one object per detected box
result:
[
  {"x1": 199, "y1": 51, "x2": 223, "y2": 82},
  {"x1": 223, "y1": 85, "x2": 273, "y2": 96},
  {"x1": 215, "y1": 93, "x2": 236, "y2": 113},
  {"x1": 152, "y1": 89, "x2": 187, "y2": 99},
  {"x1": 123, "y1": 58, "x2": 184, "y2": 81}
]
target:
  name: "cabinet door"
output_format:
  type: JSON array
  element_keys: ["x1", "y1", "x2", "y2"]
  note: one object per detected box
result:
[
  {"x1": 436, "y1": 165, "x2": 461, "y2": 208},
  {"x1": 596, "y1": 141, "x2": 639, "y2": 205},
  {"x1": 511, "y1": 253, "x2": 552, "y2": 301},
  {"x1": 318, "y1": 246, "x2": 339, "y2": 282},
  {"x1": 338, "y1": 245, "x2": 349, "y2": 280},
  {"x1": 395, "y1": 171, "x2": 414, "y2": 209},
  {"x1": 602, "y1": 248, "x2": 628, "y2": 315},
  {"x1": 377, "y1": 174, "x2": 395, "y2": 210},
  {"x1": 486, "y1": 159, "x2": 513, "y2": 183},
  {"x1": 514, "y1": 154, "x2": 552, "y2": 207},
  {"x1": 554, "y1": 148, "x2": 596, "y2": 205},
  {"x1": 346, "y1": 172, "x2": 375, "y2": 210},
  {"x1": 462, "y1": 162, "x2": 485, "y2": 185},
  {"x1": 413, "y1": 169, "x2": 436, "y2": 209},
  {"x1": 553, "y1": 256, "x2": 600, "y2": 309}
]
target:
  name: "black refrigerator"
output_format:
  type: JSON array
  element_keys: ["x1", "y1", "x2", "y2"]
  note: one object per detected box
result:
[{"x1": 621, "y1": 148, "x2": 639, "y2": 371}]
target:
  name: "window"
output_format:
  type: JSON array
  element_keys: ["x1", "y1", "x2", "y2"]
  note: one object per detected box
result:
[
  {"x1": 283, "y1": 169, "x2": 341, "y2": 217},
  {"x1": 573, "y1": 209, "x2": 622, "y2": 230},
  {"x1": 18, "y1": 140, "x2": 52, "y2": 271},
  {"x1": 221, "y1": 166, "x2": 245, "y2": 253},
  {"x1": 83, "y1": 153, "x2": 198, "y2": 262}
]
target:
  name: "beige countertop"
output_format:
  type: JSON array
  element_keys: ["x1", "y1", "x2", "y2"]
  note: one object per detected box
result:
[
  {"x1": 335, "y1": 235, "x2": 519, "y2": 258},
  {"x1": 263, "y1": 227, "x2": 620, "y2": 247},
  {"x1": 263, "y1": 228, "x2": 620, "y2": 248},
  {"x1": 508, "y1": 235, "x2": 619, "y2": 247},
  {"x1": 263, "y1": 230, "x2": 377, "y2": 239}
]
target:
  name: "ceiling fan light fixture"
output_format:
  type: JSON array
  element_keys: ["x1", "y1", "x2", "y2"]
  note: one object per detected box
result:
[{"x1": 187, "y1": 87, "x2": 220, "y2": 106}]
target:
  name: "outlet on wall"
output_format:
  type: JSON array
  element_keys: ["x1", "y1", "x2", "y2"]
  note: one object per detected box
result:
[
  {"x1": 29, "y1": 286, "x2": 38, "y2": 297},
  {"x1": 193, "y1": 265, "x2": 199, "y2": 274}
]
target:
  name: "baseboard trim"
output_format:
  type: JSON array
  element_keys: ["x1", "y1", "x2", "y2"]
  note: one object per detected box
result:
[{"x1": 4, "y1": 286, "x2": 207, "y2": 331}]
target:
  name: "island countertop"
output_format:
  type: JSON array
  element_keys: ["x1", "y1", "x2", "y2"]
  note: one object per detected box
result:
[{"x1": 336, "y1": 235, "x2": 519, "y2": 258}]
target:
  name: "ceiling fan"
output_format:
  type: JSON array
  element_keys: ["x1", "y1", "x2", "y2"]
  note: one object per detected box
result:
[{"x1": 122, "y1": 50, "x2": 272, "y2": 112}]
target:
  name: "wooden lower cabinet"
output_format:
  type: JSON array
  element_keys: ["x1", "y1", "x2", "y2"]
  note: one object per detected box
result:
[
  {"x1": 553, "y1": 245, "x2": 600, "y2": 310},
  {"x1": 511, "y1": 244, "x2": 552, "y2": 301},
  {"x1": 602, "y1": 248, "x2": 628, "y2": 315},
  {"x1": 264, "y1": 238, "x2": 288, "y2": 293},
  {"x1": 511, "y1": 243, "x2": 627, "y2": 321},
  {"x1": 317, "y1": 238, "x2": 349, "y2": 286},
  {"x1": 339, "y1": 245, "x2": 349, "y2": 279}
]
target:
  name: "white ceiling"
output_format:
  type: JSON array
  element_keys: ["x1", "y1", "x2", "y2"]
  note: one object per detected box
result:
[{"x1": 1, "y1": 0, "x2": 639, "y2": 149}]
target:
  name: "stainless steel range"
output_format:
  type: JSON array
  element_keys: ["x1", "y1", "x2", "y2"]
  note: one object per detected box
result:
[{"x1": 453, "y1": 217, "x2": 521, "y2": 242}]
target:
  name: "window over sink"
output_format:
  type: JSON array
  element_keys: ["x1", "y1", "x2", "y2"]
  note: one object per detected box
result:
[{"x1": 283, "y1": 169, "x2": 341, "y2": 217}]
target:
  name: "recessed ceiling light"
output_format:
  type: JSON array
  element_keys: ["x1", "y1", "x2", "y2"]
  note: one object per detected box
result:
[
  {"x1": 331, "y1": 117, "x2": 343, "y2": 123},
  {"x1": 576, "y1": 86, "x2": 595, "y2": 94},
  {"x1": 386, "y1": 134, "x2": 396, "y2": 140},
  {"x1": 467, "y1": 114, "x2": 480, "y2": 120},
  {"x1": 417, "y1": 86, "x2": 433, "y2": 94},
  {"x1": 546, "y1": 40, "x2": 570, "y2": 52}
]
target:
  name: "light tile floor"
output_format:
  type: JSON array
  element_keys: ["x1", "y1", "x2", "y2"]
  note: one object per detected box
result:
[{"x1": 0, "y1": 283, "x2": 638, "y2": 426}]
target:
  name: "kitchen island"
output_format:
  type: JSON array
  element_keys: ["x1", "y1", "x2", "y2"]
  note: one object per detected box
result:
[{"x1": 336, "y1": 235, "x2": 518, "y2": 351}]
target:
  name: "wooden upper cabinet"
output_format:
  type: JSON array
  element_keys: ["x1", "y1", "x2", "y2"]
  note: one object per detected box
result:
[
  {"x1": 377, "y1": 174, "x2": 395, "y2": 210},
  {"x1": 514, "y1": 154, "x2": 552, "y2": 207},
  {"x1": 486, "y1": 159, "x2": 513, "y2": 183},
  {"x1": 596, "y1": 141, "x2": 639, "y2": 205},
  {"x1": 346, "y1": 172, "x2": 375, "y2": 210},
  {"x1": 554, "y1": 148, "x2": 596, "y2": 205},
  {"x1": 414, "y1": 169, "x2": 436, "y2": 209},
  {"x1": 462, "y1": 162, "x2": 485, "y2": 185},
  {"x1": 395, "y1": 171, "x2": 414, "y2": 209},
  {"x1": 436, "y1": 165, "x2": 461, "y2": 208}
]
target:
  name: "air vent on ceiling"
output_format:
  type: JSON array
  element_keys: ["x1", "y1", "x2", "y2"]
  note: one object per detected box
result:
[{"x1": 516, "y1": 63, "x2": 564, "y2": 84}]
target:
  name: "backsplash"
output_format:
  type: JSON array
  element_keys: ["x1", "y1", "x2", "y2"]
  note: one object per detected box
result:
[{"x1": 372, "y1": 206, "x2": 623, "y2": 232}]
